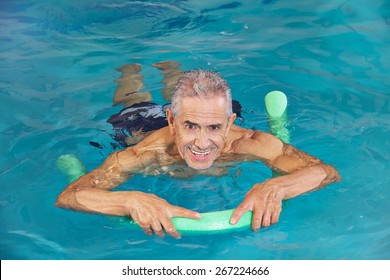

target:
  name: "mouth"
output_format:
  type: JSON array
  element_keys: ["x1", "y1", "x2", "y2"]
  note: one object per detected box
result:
[{"x1": 188, "y1": 147, "x2": 212, "y2": 159}]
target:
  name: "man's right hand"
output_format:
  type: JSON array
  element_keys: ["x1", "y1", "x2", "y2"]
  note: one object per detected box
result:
[{"x1": 126, "y1": 191, "x2": 201, "y2": 238}]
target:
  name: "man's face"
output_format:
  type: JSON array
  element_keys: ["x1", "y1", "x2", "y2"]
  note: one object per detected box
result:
[{"x1": 167, "y1": 95, "x2": 236, "y2": 170}]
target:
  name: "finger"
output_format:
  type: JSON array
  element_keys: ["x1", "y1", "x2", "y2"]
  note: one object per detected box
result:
[
  {"x1": 171, "y1": 206, "x2": 201, "y2": 220},
  {"x1": 154, "y1": 229, "x2": 166, "y2": 238},
  {"x1": 270, "y1": 204, "x2": 282, "y2": 224},
  {"x1": 160, "y1": 217, "x2": 181, "y2": 239},
  {"x1": 251, "y1": 206, "x2": 263, "y2": 232},
  {"x1": 262, "y1": 208, "x2": 271, "y2": 227},
  {"x1": 230, "y1": 202, "x2": 251, "y2": 225},
  {"x1": 132, "y1": 213, "x2": 156, "y2": 236},
  {"x1": 142, "y1": 227, "x2": 153, "y2": 236},
  {"x1": 150, "y1": 220, "x2": 165, "y2": 238}
]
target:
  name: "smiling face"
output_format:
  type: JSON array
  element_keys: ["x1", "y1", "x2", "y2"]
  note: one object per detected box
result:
[{"x1": 167, "y1": 95, "x2": 236, "y2": 170}]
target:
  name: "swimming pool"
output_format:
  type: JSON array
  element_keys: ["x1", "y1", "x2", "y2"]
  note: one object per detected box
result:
[{"x1": 0, "y1": 0, "x2": 389, "y2": 260}]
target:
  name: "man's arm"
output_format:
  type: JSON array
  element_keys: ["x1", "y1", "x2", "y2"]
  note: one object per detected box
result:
[
  {"x1": 55, "y1": 147, "x2": 141, "y2": 215},
  {"x1": 230, "y1": 129, "x2": 341, "y2": 230},
  {"x1": 55, "y1": 130, "x2": 200, "y2": 238}
]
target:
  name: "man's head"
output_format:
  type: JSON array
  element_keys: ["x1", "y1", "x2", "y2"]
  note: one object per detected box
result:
[{"x1": 166, "y1": 69, "x2": 236, "y2": 170}]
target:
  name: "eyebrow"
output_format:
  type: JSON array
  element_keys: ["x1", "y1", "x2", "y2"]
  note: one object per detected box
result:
[
  {"x1": 183, "y1": 120, "x2": 222, "y2": 129},
  {"x1": 184, "y1": 120, "x2": 197, "y2": 126}
]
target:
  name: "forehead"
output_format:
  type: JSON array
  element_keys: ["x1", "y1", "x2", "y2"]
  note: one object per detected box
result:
[{"x1": 177, "y1": 95, "x2": 228, "y2": 120}]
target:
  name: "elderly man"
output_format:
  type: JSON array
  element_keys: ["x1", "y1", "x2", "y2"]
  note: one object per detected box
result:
[{"x1": 56, "y1": 69, "x2": 341, "y2": 239}]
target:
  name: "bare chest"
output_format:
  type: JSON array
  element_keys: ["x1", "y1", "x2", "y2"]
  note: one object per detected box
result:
[{"x1": 139, "y1": 151, "x2": 253, "y2": 178}]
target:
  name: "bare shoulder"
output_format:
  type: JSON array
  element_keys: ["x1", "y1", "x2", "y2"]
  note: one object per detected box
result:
[
  {"x1": 225, "y1": 124, "x2": 255, "y2": 149},
  {"x1": 226, "y1": 125, "x2": 284, "y2": 161},
  {"x1": 109, "y1": 126, "x2": 173, "y2": 170},
  {"x1": 118, "y1": 127, "x2": 173, "y2": 161},
  {"x1": 133, "y1": 126, "x2": 173, "y2": 152}
]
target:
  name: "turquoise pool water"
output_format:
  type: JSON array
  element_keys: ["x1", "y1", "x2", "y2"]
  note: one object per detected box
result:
[{"x1": 0, "y1": 0, "x2": 389, "y2": 260}]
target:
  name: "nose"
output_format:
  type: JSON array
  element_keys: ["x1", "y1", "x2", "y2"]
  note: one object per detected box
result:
[{"x1": 194, "y1": 129, "x2": 211, "y2": 150}]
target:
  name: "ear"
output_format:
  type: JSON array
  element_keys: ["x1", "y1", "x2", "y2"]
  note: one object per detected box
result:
[
  {"x1": 225, "y1": 113, "x2": 236, "y2": 135},
  {"x1": 166, "y1": 108, "x2": 176, "y2": 136},
  {"x1": 227, "y1": 113, "x2": 236, "y2": 128}
]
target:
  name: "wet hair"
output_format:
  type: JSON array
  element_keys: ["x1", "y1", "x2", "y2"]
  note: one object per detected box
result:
[{"x1": 170, "y1": 69, "x2": 233, "y2": 117}]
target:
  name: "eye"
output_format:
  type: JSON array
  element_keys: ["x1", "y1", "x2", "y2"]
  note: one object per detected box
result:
[
  {"x1": 209, "y1": 125, "x2": 221, "y2": 131},
  {"x1": 185, "y1": 123, "x2": 196, "y2": 130}
]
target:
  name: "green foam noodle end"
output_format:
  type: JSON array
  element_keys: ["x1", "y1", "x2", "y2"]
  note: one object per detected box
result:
[
  {"x1": 56, "y1": 154, "x2": 88, "y2": 183},
  {"x1": 265, "y1": 90, "x2": 287, "y2": 118},
  {"x1": 265, "y1": 91, "x2": 290, "y2": 143}
]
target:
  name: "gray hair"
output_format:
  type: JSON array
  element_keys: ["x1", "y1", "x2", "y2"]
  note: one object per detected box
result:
[{"x1": 170, "y1": 69, "x2": 233, "y2": 117}]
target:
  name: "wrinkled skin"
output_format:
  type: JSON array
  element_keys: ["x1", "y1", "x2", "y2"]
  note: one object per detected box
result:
[{"x1": 166, "y1": 95, "x2": 236, "y2": 170}]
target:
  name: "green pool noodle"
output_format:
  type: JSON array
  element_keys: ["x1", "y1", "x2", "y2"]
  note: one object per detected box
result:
[
  {"x1": 118, "y1": 210, "x2": 253, "y2": 235},
  {"x1": 56, "y1": 154, "x2": 88, "y2": 183},
  {"x1": 265, "y1": 90, "x2": 290, "y2": 143},
  {"x1": 171, "y1": 210, "x2": 252, "y2": 234},
  {"x1": 56, "y1": 91, "x2": 290, "y2": 234}
]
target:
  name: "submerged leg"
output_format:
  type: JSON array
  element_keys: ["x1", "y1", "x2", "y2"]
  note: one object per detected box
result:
[
  {"x1": 113, "y1": 63, "x2": 152, "y2": 108},
  {"x1": 152, "y1": 60, "x2": 184, "y2": 101}
]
